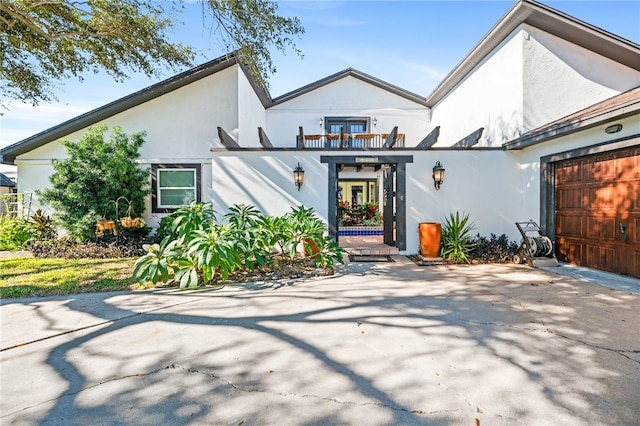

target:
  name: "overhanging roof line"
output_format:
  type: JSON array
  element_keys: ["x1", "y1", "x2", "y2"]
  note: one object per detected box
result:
[
  {"x1": 0, "y1": 53, "x2": 261, "y2": 165},
  {"x1": 270, "y1": 68, "x2": 428, "y2": 107},
  {"x1": 504, "y1": 86, "x2": 640, "y2": 150},
  {"x1": 425, "y1": 0, "x2": 640, "y2": 108}
]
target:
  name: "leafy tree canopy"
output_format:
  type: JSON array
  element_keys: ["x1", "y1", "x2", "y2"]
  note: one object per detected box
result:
[
  {"x1": 0, "y1": 0, "x2": 304, "y2": 105},
  {"x1": 37, "y1": 125, "x2": 150, "y2": 241}
]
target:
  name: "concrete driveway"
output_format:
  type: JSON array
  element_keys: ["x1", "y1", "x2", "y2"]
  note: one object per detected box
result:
[{"x1": 1, "y1": 258, "x2": 639, "y2": 425}]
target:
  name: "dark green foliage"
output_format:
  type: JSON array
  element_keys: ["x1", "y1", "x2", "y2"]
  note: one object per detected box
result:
[
  {"x1": 37, "y1": 125, "x2": 150, "y2": 241},
  {"x1": 470, "y1": 233, "x2": 519, "y2": 263},
  {"x1": 440, "y1": 211, "x2": 477, "y2": 264},
  {"x1": 134, "y1": 202, "x2": 345, "y2": 289},
  {"x1": 30, "y1": 238, "x2": 145, "y2": 259},
  {"x1": 1, "y1": 0, "x2": 303, "y2": 106}
]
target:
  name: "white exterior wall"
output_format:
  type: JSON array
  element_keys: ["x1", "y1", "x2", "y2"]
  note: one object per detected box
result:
[
  {"x1": 522, "y1": 25, "x2": 640, "y2": 130},
  {"x1": 430, "y1": 29, "x2": 525, "y2": 147},
  {"x1": 15, "y1": 66, "x2": 242, "y2": 223},
  {"x1": 211, "y1": 149, "x2": 525, "y2": 254},
  {"x1": 212, "y1": 151, "x2": 330, "y2": 220},
  {"x1": 236, "y1": 69, "x2": 267, "y2": 147},
  {"x1": 266, "y1": 76, "x2": 430, "y2": 147}
]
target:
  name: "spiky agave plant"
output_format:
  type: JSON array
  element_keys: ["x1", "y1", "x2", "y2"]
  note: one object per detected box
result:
[{"x1": 441, "y1": 211, "x2": 476, "y2": 263}]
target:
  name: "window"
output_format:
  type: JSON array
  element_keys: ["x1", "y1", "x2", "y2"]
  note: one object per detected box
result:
[{"x1": 152, "y1": 164, "x2": 201, "y2": 212}]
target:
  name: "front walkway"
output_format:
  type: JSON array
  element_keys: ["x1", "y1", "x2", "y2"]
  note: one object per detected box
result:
[
  {"x1": 339, "y1": 235, "x2": 399, "y2": 256},
  {"x1": 2, "y1": 262, "x2": 638, "y2": 425}
]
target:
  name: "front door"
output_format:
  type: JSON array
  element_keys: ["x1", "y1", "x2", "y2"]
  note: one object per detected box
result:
[{"x1": 383, "y1": 165, "x2": 396, "y2": 246}]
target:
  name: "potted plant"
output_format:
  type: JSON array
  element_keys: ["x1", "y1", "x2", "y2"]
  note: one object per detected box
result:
[{"x1": 120, "y1": 216, "x2": 142, "y2": 228}]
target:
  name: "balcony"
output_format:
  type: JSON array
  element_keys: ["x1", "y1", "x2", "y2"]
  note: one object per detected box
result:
[{"x1": 297, "y1": 132, "x2": 405, "y2": 149}]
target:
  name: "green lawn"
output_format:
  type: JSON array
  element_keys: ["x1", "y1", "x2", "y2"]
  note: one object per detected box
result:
[{"x1": 0, "y1": 257, "x2": 154, "y2": 298}]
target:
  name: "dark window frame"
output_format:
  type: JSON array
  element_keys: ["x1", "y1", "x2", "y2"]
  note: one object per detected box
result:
[{"x1": 151, "y1": 163, "x2": 202, "y2": 213}]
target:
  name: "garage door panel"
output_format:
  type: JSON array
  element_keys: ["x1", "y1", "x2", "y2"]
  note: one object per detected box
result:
[
  {"x1": 632, "y1": 217, "x2": 640, "y2": 243},
  {"x1": 616, "y1": 151, "x2": 637, "y2": 180},
  {"x1": 586, "y1": 245, "x2": 616, "y2": 271},
  {"x1": 587, "y1": 185, "x2": 615, "y2": 210},
  {"x1": 555, "y1": 146, "x2": 639, "y2": 279},
  {"x1": 587, "y1": 154, "x2": 616, "y2": 182},
  {"x1": 586, "y1": 216, "x2": 616, "y2": 239},
  {"x1": 628, "y1": 181, "x2": 640, "y2": 211},
  {"x1": 556, "y1": 238, "x2": 583, "y2": 264},
  {"x1": 556, "y1": 160, "x2": 582, "y2": 185},
  {"x1": 556, "y1": 213, "x2": 583, "y2": 237},
  {"x1": 557, "y1": 187, "x2": 584, "y2": 209}
]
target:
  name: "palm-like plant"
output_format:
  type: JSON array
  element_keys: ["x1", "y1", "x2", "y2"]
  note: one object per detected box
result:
[{"x1": 441, "y1": 211, "x2": 476, "y2": 263}]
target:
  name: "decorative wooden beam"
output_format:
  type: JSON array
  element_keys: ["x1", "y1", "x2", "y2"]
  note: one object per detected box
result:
[
  {"x1": 416, "y1": 126, "x2": 440, "y2": 149},
  {"x1": 451, "y1": 127, "x2": 484, "y2": 149},
  {"x1": 217, "y1": 127, "x2": 240, "y2": 148},
  {"x1": 297, "y1": 126, "x2": 305, "y2": 149},
  {"x1": 382, "y1": 126, "x2": 398, "y2": 148},
  {"x1": 257, "y1": 127, "x2": 273, "y2": 148}
]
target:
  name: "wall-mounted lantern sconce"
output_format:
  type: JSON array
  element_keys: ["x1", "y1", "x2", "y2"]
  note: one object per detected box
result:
[
  {"x1": 319, "y1": 118, "x2": 323, "y2": 127},
  {"x1": 432, "y1": 161, "x2": 445, "y2": 190},
  {"x1": 373, "y1": 117, "x2": 378, "y2": 127},
  {"x1": 293, "y1": 162, "x2": 305, "y2": 191},
  {"x1": 605, "y1": 123, "x2": 623, "y2": 134}
]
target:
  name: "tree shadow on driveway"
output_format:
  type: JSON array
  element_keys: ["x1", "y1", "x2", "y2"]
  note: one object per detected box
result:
[{"x1": 1, "y1": 263, "x2": 639, "y2": 425}]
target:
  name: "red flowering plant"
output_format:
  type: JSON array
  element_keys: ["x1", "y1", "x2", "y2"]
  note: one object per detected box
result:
[{"x1": 339, "y1": 201, "x2": 381, "y2": 226}]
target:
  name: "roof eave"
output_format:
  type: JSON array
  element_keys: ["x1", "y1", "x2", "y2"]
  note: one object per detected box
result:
[
  {"x1": 425, "y1": 0, "x2": 640, "y2": 108},
  {"x1": 1, "y1": 53, "x2": 244, "y2": 165},
  {"x1": 270, "y1": 68, "x2": 428, "y2": 107},
  {"x1": 503, "y1": 99, "x2": 640, "y2": 150}
]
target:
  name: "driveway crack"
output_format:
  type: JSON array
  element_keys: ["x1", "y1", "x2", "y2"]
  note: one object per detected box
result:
[{"x1": 547, "y1": 330, "x2": 640, "y2": 364}]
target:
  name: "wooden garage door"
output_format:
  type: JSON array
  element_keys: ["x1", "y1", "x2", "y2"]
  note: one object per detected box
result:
[{"x1": 555, "y1": 146, "x2": 640, "y2": 279}]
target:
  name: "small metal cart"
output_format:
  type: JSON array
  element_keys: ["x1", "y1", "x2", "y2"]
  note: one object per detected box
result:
[{"x1": 514, "y1": 220, "x2": 558, "y2": 267}]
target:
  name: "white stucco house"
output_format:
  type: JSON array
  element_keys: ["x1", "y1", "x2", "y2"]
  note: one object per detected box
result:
[{"x1": 2, "y1": 0, "x2": 639, "y2": 278}]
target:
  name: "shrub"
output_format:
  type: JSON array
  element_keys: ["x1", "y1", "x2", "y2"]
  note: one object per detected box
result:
[
  {"x1": 30, "y1": 209, "x2": 57, "y2": 240},
  {"x1": 470, "y1": 233, "x2": 519, "y2": 263},
  {"x1": 440, "y1": 211, "x2": 476, "y2": 263},
  {"x1": 37, "y1": 125, "x2": 150, "y2": 241},
  {"x1": 134, "y1": 203, "x2": 345, "y2": 289},
  {"x1": 0, "y1": 216, "x2": 36, "y2": 251}
]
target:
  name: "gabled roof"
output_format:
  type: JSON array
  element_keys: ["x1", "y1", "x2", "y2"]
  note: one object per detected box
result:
[
  {"x1": 0, "y1": 173, "x2": 15, "y2": 187},
  {"x1": 426, "y1": 0, "x2": 640, "y2": 108},
  {"x1": 270, "y1": 68, "x2": 429, "y2": 107},
  {"x1": 1, "y1": 52, "x2": 271, "y2": 165},
  {"x1": 503, "y1": 86, "x2": 640, "y2": 150}
]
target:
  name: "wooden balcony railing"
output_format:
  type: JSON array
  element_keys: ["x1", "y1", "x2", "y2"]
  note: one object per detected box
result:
[{"x1": 298, "y1": 133, "x2": 405, "y2": 149}]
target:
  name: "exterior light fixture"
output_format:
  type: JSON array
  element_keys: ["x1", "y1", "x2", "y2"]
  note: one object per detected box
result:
[
  {"x1": 293, "y1": 162, "x2": 305, "y2": 191},
  {"x1": 373, "y1": 117, "x2": 378, "y2": 127},
  {"x1": 319, "y1": 118, "x2": 323, "y2": 127},
  {"x1": 605, "y1": 123, "x2": 623, "y2": 134},
  {"x1": 432, "y1": 161, "x2": 445, "y2": 190}
]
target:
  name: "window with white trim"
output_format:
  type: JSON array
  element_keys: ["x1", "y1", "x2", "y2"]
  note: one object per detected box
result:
[{"x1": 152, "y1": 164, "x2": 201, "y2": 212}]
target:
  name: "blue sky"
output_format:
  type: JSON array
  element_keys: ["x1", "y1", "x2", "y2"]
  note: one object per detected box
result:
[{"x1": 1, "y1": 0, "x2": 639, "y2": 163}]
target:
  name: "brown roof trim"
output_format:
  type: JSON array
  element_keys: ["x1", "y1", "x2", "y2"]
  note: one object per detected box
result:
[
  {"x1": 1, "y1": 52, "x2": 272, "y2": 165},
  {"x1": 503, "y1": 86, "x2": 640, "y2": 150},
  {"x1": 270, "y1": 68, "x2": 428, "y2": 107},
  {"x1": 425, "y1": 0, "x2": 640, "y2": 108}
]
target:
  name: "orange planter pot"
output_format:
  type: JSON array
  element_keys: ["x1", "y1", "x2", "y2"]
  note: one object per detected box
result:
[
  {"x1": 304, "y1": 238, "x2": 321, "y2": 258},
  {"x1": 419, "y1": 222, "x2": 442, "y2": 258}
]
